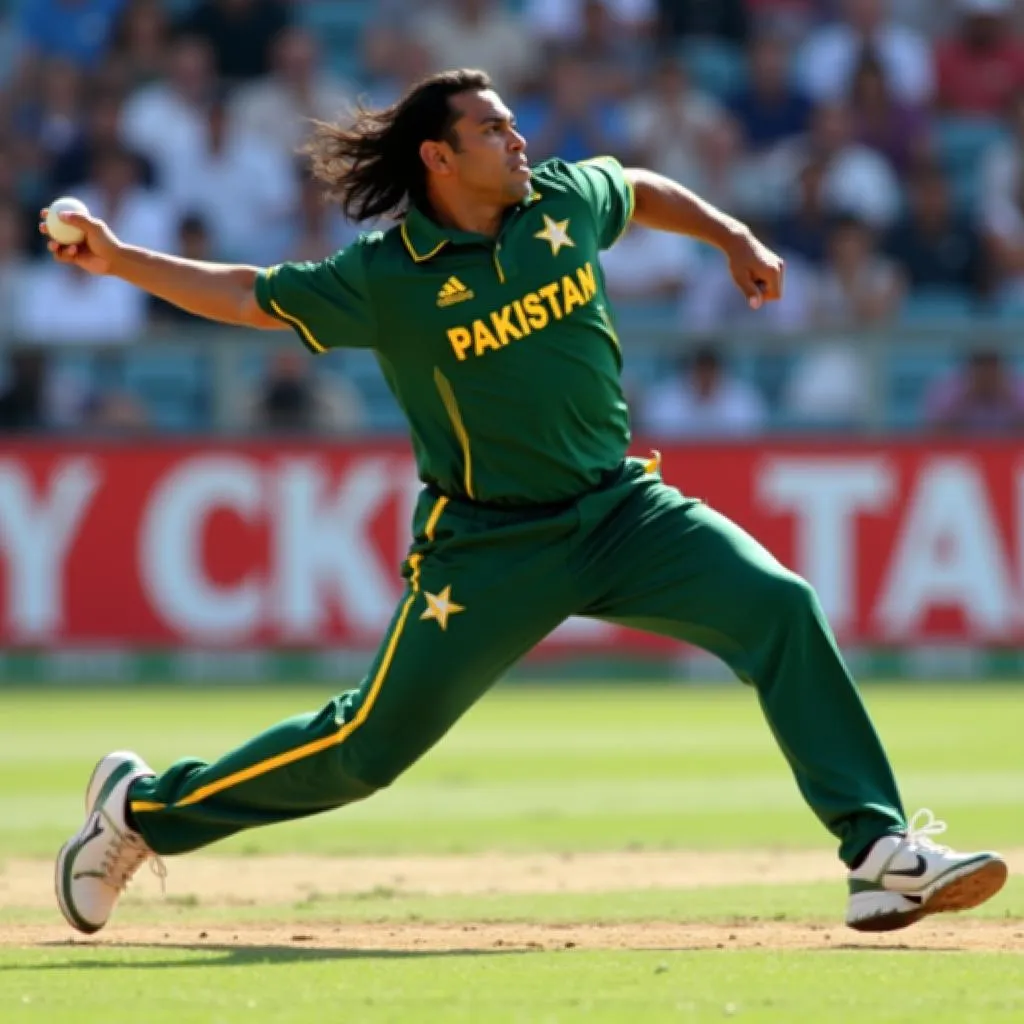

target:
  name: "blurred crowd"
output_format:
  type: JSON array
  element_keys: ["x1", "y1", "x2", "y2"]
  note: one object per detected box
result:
[{"x1": 0, "y1": 0, "x2": 1023, "y2": 437}]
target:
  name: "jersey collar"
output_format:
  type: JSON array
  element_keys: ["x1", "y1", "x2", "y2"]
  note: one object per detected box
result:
[{"x1": 400, "y1": 191, "x2": 542, "y2": 264}]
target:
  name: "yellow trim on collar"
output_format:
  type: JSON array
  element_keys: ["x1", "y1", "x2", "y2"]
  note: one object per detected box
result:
[{"x1": 400, "y1": 220, "x2": 448, "y2": 263}]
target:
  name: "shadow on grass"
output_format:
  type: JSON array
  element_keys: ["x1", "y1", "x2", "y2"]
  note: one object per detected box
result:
[
  {"x1": 1, "y1": 939, "x2": 990, "y2": 967},
  {"x1": 5, "y1": 941, "x2": 527, "y2": 968},
  {"x1": 829, "y1": 943, "x2": 972, "y2": 954}
]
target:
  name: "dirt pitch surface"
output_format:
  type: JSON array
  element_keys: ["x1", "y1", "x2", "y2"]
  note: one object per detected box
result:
[{"x1": 3, "y1": 849, "x2": 1021, "y2": 954}]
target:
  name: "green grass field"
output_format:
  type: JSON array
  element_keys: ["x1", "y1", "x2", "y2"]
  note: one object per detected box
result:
[{"x1": 1, "y1": 682, "x2": 1022, "y2": 1022}]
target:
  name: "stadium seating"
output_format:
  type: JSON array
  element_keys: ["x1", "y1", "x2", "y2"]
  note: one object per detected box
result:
[
  {"x1": 677, "y1": 39, "x2": 747, "y2": 102},
  {"x1": 298, "y1": 1, "x2": 372, "y2": 84},
  {"x1": 898, "y1": 288, "x2": 979, "y2": 326},
  {"x1": 931, "y1": 116, "x2": 1007, "y2": 214},
  {"x1": 886, "y1": 349, "x2": 957, "y2": 430},
  {"x1": 119, "y1": 348, "x2": 212, "y2": 432}
]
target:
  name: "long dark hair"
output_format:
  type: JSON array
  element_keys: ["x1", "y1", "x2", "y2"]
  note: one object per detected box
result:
[{"x1": 305, "y1": 68, "x2": 492, "y2": 222}]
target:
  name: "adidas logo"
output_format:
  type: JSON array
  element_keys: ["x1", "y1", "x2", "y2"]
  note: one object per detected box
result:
[{"x1": 437, "y1": 276, "x2": 474, "y2": 308}]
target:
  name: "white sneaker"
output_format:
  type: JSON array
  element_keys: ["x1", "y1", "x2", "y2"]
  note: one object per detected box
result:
[
  {"x1": 846, "y1": 809, "x2": 1008, "y2": 932},
  {"x1": 55, "y1": 751, "x2": 163, "y2": 934}
]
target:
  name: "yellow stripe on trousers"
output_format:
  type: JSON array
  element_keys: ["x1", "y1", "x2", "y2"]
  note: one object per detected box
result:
[{"x1": 132, "y1": 496, "x2": 450, "y2": 814}]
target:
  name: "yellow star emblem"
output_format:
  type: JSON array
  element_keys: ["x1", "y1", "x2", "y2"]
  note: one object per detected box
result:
[
  {"x1": 420, "y1": 585, "x2": 465, "y2": 631},
  {"x1": 534, "y1": 214, "x2": 574, "y2": 256}
]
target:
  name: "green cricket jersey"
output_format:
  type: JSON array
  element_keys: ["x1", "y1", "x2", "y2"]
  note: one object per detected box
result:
[{"x1": 254, "y1": 156, "x2": 636, "y2": 505}]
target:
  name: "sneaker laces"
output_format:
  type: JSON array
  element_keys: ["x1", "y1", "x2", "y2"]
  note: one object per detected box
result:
[
  {"x1": 903, "y1": 808, "x2": 950, "y2": 854},
  {"x1": 99, "y1": 814, "x2": 167, "y2": 894}
]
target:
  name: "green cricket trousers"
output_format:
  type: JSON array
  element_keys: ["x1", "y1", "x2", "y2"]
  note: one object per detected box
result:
[{"x1": 131, "y1": 457, "x2": 906, "y2": 866}]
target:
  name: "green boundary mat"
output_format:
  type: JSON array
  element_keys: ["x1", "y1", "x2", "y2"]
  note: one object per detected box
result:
[{"x1": 1, "y1": 647, "x2": 1023, "y2": 684}]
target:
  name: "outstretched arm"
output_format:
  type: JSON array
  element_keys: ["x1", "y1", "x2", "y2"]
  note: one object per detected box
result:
[
  {"x1": 39, "y1": 206, "x2": 286, "y2": 330},
  {"x1": 624, "y1": 168, "x2": 785, "y2": 308}
]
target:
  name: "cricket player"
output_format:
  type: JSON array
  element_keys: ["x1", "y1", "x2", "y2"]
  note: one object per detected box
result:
[{"x1": 45, "y1": 70, "x2": 1006, "y2": 936}]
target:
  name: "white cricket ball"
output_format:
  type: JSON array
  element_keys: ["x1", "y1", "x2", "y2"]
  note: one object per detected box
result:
[{"x1": 46, "y1": 197, "x2": 89, "y2": 245}]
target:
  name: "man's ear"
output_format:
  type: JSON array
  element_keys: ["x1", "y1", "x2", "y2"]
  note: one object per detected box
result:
[{"x1": 420, "y1": 139, "x2": 454, "y2": 176}]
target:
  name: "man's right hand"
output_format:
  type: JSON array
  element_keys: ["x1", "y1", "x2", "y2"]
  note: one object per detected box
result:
[{"x1": 39, "y1": 208, "x2": 122, "y2": 276}]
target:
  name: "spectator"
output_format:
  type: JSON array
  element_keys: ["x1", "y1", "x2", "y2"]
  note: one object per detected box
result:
[
  {"x1": 885, "y1": 165, "x2": 989, "y2": 297},
  {"x1": 76, "y1": 143, "x2": 174, "y2": 254},
  {"x1": 936, "y1": 0, "x2": 1024, "y2": 117},
  {"x1": 13, "y1": 263, "x2": 147, "y2": 344},
  {"x1": 657, "y1": 0, "x2": 748, "y2": 43},
  {"x1": 640, "y1": 344, "x2": 768, "y2": 438},
  {"x1": 0, "y1": 201, "x2": 32, "y2": 342},
  {"x1": 848, "y1": 55, "x2": 930, "y2": 176},
  {"x1": 981, "y1": 162, "x2": 1024, "y2": 303},
  {"x1": 526, "y1": 0, "x2": 656, "y2": 44},
  {"x1": 0, "y1": 151, "x2": 36, "y2": 245},
  {"x1": 797, "y1": 0, "x2": 934, "y2": 108},
  {"x1": 21, "y1": 143, "x2": 173, "y2": 343},
  {"x1": 14, "y1": 58, "x2": 84, "y2": 169},
  {"x1": 50, "y1": 88, "x2": 154, "y2": 194},
  {"x1": 599, "y1": 220, "x2": 702, "y2": 304},
  {"x1": 891, "y1": 0, "x2": 949, "y2": 36},
  {"x1": 685, "y1": 220, "x2": 816, "y2": 334},
  {"x1": 275, "y1": 170, "x2": 359, "y2": 265},
  {"x1": 772, "y1": 159, "x2": 831, "y2": 265},
  {"x1": 763, "y1": 102, "x2": 903, "y2": 229},
  {"x1": 361, "y1": 31, "x2": 436, "y2": 110},
  {"x1": 574, "y1": 0, "x2": 649, "y2": 99},
  {"x1": 746, "y1": 1, "x2": 821, "y2": 44},
  {"x1": 14, "y1": 0, "x2": 125, "y2": 72},
  {"x1": 359, "y1": 21, "x2": 406, "y2": 105},
  {"x1": 685, "y1": 116, "x2": 764, "y2": 217},
  {"x1": 815, "y1": 214, "x2": 905, "y2": 329},
  {"x1": 82, "y1": 389, "x2": 149, "y2": 432},
  {"x1": 624, "y1": 54, "x2": 724, "y2": 187},
  {"x1": 925, "y1": 349, "x2": 1024, "y2": 433},
  {"x1": 0, "y1": 350, "x2": 47, "y2": 432},
  {"x1": 165, "y1": 90, "x2": 297, "y2": 263},
  {"x1": 415, "y1": 0, "x2": 540, "y2": 97},
  {"x1": 782, "y1": 341, "x2": 872, "y2": 427},
  {"x1": 516, "y1": 50, "x2": 628, "y2": 164},
  {"x1": 108, "y1": 0, "x2": 172, "y2": 90},
  {"x1": 729, "y1": 33, "x2": 813, "y2": 153},
  {"x1": 231, "y1": 26, "x2": 354, "y2": 163},
  {"x1": 234, "y1": 349, "x2": 367, "y2": 434},
  {"x1": 150, "y1": 214, "x2": 214, "y2": 324},
  {"x1": 120, "y1": 34, "x2": 216, "y2": 190},
  {"x1": 781, "y1": 210, "x2": 896, "y2": 430},
  {"x1": 978, "y1": 91, "x2": 1024, "y2": 228},
  {"x1": 176, "y1": 0, "x2": 291, "y2": 83}
]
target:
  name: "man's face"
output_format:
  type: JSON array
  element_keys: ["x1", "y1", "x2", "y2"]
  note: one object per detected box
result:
[
  {"x1": 750, "y1": 37, "x2": 788, "y2": 92},
  {"x1": 95, "y1": 152, "x2": 137, "y2": 195},
  {"x1": 89, "y1": 96, "x2": 122, "y2": 144},
  {"x1": 171, "y1": 39, "x2": 214, "y2": 100},
  {"x1": 441, "y1": 90, "x2": 532, "y2": 205},
  {"x1": 276, "y1": 28, "x2": 316, "y2": 80},
  {"x1": 812, "y1": 104, "x2": 851, "y2": 154},
  {"x1": 455, "y1": 0, "x2": 488, "y2": 22},
  {"x1": 844, "y1": 0, "x2": 883, "y2": 33},
  {"x1": 969, "y1": 354, "x2": 1003, "y2": 398},
  {"x1": 963, "y1": 14, "x2": 1002, "y2": 48},
  {"x1": 911, "y1": 176, "x2": 949, "y2": 226},
  {"x1": 0, "y1": 204, "x2": 20, "y2": 260},
  {"x1": 692, "y1": 354, "x2": 721, "y2": 395},
  {"x1": 829, "y1": 223, "x2": 871, "y2": 267}
]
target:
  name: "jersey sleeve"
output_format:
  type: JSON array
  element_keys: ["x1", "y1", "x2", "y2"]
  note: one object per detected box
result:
[
  {"x1": 254, "y1": 242, "x2": 376, "y2": 353},
  {"x1": 570, "y1": 155, "x2": 636, "y2": 250}
]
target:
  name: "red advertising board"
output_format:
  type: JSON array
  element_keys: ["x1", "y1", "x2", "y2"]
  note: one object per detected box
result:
[{"x1": 0, "y1": 440, "x2": 1021, "y2": 652}]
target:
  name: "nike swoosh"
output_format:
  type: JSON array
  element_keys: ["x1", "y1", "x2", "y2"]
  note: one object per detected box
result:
[
  {"x1": 80, "y1": 816, "x2": 103, "y2": 847},
  {"x1": 69, "y1": 816, "x2": 105, "y2": 880},
  {"x1": 886, "y1": 854, "x2": 929, "y2": 878}
]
